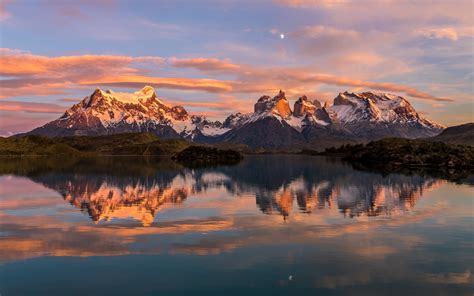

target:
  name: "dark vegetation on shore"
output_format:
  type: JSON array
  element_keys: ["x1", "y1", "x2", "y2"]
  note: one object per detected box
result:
[
  {"x1": 317, "y1": 138, "x2": 474, "y2": 169},
  {"x1": 0, "y1": 133, "x2": 244, "y2": 167},
  {"x1": 2, "y1": 131, "x2": 473, "y2": 171},
  {"x1": 0, "y1": 133, "x2": 190, "y2": 156},
  {"x1": 1, "y1": 133, "x2": 473, "y2": 184},
  {"x1": 0, "y1": 155, "x2": 183, "y2": 177}
]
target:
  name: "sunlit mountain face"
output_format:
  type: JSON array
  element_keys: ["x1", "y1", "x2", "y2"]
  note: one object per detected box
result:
[{"x1": 4, "y1": 156, "x2": 445, "y2": 226}]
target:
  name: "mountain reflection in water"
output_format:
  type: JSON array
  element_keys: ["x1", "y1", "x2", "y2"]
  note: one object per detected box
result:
[
  {"x1": 2, "y1": 156, "x2": 445, "y2": 225},
  {"x1": 1, "y1": 155, "x2": 472, "y2": 296}
]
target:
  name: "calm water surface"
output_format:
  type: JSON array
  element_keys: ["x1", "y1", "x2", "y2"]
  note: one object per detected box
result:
[{"x1": 0, "y1": 155, "x2": 472, "y2": 295}]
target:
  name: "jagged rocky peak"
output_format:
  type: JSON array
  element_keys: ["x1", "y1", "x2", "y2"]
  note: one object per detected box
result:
[
  {"x1": 35, "y1": 86, "x2": 203, "y2": 137},
  {"x1": 293, "y1": 95, "x2": 323, "y2": 117},
  {"x1": 139, "y1": 85, "x2": 156, "y2": 96},
  {"x1": 254, "y1": 90, "x2": 292, "y2": 119},
  {"x1": 254, "y1": 95, "x2": 271, "y2": 113},
  {"x1": 84, "y1": 85, "x2": 161, "y2": 109},
  {"x1": 85, "y1": 88, "x2": 106, "y2": 108},
  {"x1": 170, "y1": 105, "x2": 189, "y2": 120},
  {"x1": 334, "y1": 91, "x2": 412, "y2": 109},
  {"x1": 191, "y1": 115, "x2": 222, "y2": 127},
  {"x1": 313, "y1": 99, "x2": 322, "y2": 109},
  {"x1": 333, "y1": 91, "x2": 358, "y2": 107},
  {"x1": 313, "y1": 108, "x2": 332, "y2": 124},
  {"x1": 222, "y1": 112, "x2": 251, "y2": 129}
]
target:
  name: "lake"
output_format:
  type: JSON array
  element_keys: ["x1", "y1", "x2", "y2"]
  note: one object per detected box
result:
[{"x1": 0, "y1": 155, "x2": 472, "y2": 295}]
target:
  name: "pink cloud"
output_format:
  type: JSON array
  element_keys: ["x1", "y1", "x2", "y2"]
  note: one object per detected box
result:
[
  {"x1": 0, "y1": 0, "x2": 11, "y2": 21},
  {"x1": 80, "y1": 75, "x2": 234, "y2": 93},
  {"x1": 0, "y1": 48, "x2": 453, "y2": 109},
  {"x1": 416, "y1": 27, "x2": 474, "y2": 41},
  {"x1": 0, "y1": 48, "x2": 163, "y2": 76},
  {"x1": 0, "y1": 101, "x2": 66, "y2": 113}
]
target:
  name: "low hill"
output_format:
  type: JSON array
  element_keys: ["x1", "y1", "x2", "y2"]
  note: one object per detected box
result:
[{"x1": 428, "y1": 123, "x2": 474, "y2": 146}]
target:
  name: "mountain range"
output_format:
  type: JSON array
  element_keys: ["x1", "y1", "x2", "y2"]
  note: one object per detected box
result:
[{"x1": 22, "y1": 86, "x2": 446, "y2": 149}]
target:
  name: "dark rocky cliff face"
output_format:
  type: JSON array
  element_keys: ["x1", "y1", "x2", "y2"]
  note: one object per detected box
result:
[
  {"x1": 218, "y1": 117, "x2": 307, "y2": 150},
  {"x1": 293, "y1": 96, "x2": 318, "y2": 117}
]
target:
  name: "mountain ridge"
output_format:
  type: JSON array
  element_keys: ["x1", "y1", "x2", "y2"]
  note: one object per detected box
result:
[
  {"x1": 19, "y1": 86, "x2": 446, "y2": 150},
  {"x1": 427, "y1": 123, "x2": 474, "y2": 146}
]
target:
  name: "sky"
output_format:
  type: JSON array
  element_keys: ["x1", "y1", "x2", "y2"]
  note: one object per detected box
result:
[{"x1": 0, "y1": 0, "x2": 473, "y2": 136}]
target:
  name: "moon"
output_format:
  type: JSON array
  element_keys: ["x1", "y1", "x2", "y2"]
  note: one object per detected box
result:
[{"x1": 280, "y1": 33, "x2": 285, "y2": 39}]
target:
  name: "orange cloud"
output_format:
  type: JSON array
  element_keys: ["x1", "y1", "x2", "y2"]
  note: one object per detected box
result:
[
  {"x1": 80, "y1": 75, "x2": 234, "y2": 93},
  {"x1": 233, "y1": 69, "x2": 453, "y2": 102},
  {"x1": 0, "y1": 48, "x2": 163, "y2": 76},
  {"x1": 0, "y1": 48, "x2": 452, "y2": 105},
  {"x1": 0, "y1": 82, "x2": 73, "y2": 99},
  {"x1": 0, "y1": 101, "x2": 66, "y2": 113}
]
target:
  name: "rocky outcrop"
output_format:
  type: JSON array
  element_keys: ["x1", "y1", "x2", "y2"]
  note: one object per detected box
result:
[
  {"x1": 222, "y1": 112, "x2": 252, "y2": 129},
  {"x1": 293, "y1": 95, "x2": 318, "y2": 117},
  {"x1": 254, "y1": 90, "x2": 292, "y2": 119}
]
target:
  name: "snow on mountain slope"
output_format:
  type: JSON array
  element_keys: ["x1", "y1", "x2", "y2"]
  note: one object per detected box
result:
[
  {"x1": 22, "y1": 87, "x2": 445, "y2": 145},
  {"x1": 215, "y1": 91, "x2": 337, "y2": 149},
  {"x1": 330, "y1": 91, "x2": 444, "y2": 128},
  {"x1": 222, "y1": 112, "x2": 253, "y2": 129},
  {"x1": 76, "y1": 87, "x2": 192, "y2": 131},
  {"x1": 26, "y1": 86, "x2": 227, "y2": 138},
  {"x1": 327, "y1": 91, "x2": 444, "y2": 139},
  {"x1": 230, "y1": 91, "x2": 329, "y2": 132},
  {"x1": 215, "y1": 90, "x2": 444, "y2": 148},
  {"x1": 188, "y1": 115, "x2": 229, "y2": 138}
]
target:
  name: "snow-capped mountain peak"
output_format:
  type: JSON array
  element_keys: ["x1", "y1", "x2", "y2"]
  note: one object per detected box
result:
[
  {"x1": 327, "y1": 91, "x2": 444, "y2": 138},
  {"x1": 331, "y1": 91, "x2": 443, "y2": 127},
  {"x1": 29, "y1": 87, "x2": 231, "y2": 138},
  {"x1": 23, "y1": 88, "x2": 445, "y2": 146},
  {"x1": 92, "y1": 86, "x2": 168, "y2": 107}
]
